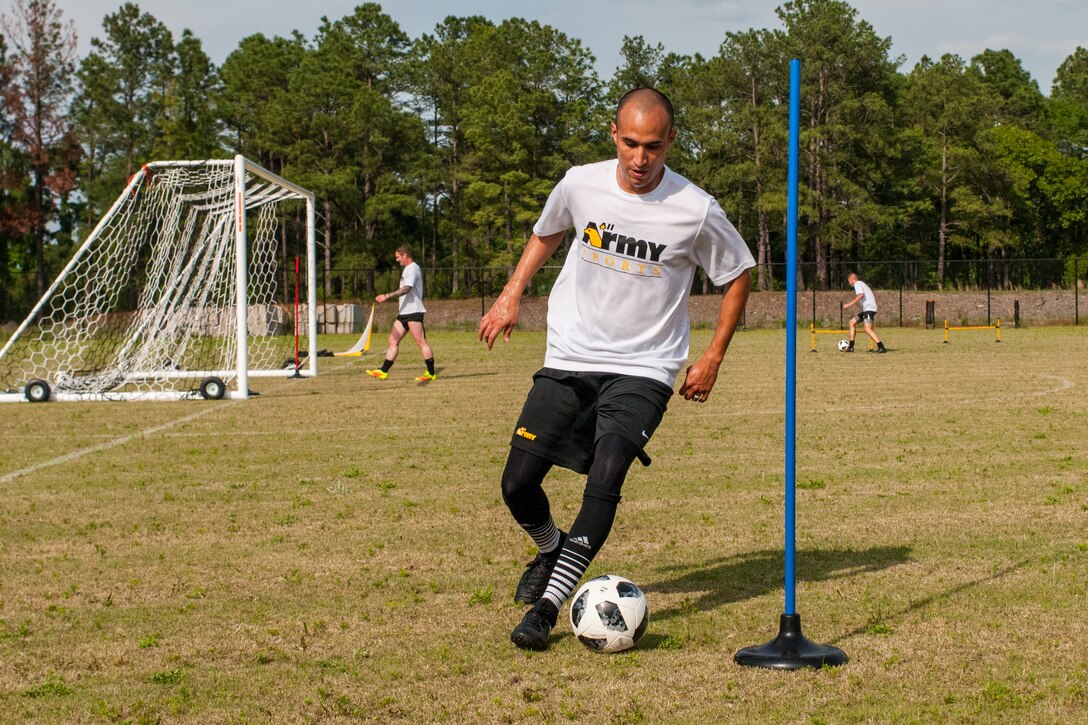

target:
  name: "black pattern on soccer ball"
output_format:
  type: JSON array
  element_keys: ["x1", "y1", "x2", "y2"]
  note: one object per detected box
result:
[
  {"x1": 616, "y1": 581, "x2": 643, "y2": 598},
  {"x1": 595, "y1": 601, "x2": 628, "y2": 632},
  {"x1": 578, "y1": 634, "x2": 609, "y2": 651},
  {"x1": 571, "y1": 590, "x2": 589, "y2": 628},
  {"x1": 633, "y1": 609, "x2": 649, "y2": 642}
]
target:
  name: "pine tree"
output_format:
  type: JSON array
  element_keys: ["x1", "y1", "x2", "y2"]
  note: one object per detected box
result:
[
  {"x1": 71, "y1": 2, "x2": 175, "y2": 223},
  {"x1": 0, "y1": 0, "x2": 79, "y2": 299}
]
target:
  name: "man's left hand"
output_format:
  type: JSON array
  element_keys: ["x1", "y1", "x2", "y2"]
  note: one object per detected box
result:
[{"x1": 679, "y1": 358, "x2": 719, "y2": 403}]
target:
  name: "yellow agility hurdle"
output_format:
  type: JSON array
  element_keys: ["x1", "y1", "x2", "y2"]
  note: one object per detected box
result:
[
  {"x1": 943, "y1": 318, "x2": 1001, "y2": 343},
  {"x1": 809, "y1": 323, "x2": 873, "y2": 352}
]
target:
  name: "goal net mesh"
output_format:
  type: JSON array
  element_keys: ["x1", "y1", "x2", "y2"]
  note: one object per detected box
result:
[{"x1": 0, "y1": 160, "x2": 307, "y2": 399}]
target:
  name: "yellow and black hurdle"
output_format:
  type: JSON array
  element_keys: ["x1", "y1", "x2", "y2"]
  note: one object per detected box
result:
[
  {"x1": 943, "y1": 318, "x2": 1001, "y2": 343},
  {"x1": 809, "y1": 323, "x2": 874, "y2": 352}
]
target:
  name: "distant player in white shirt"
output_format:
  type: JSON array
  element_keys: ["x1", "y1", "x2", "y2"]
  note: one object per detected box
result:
[
  {"x1": 843, "y1": 272, "x2": 887, "y2": 353},
  {"x1": 478, "y1": 88, "x2": 755, "y2": 651},
  {"x1": 366, "y1": 245, "x2": 436, "y2": 381}
]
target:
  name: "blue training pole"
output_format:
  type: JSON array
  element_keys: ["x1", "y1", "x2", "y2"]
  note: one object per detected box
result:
[
  {"x1": 735, "y1": 58, "x2": 847, "y2": 669},
  {"x1": 784, "y1": 58, "x2": 801, "y2": 617}
]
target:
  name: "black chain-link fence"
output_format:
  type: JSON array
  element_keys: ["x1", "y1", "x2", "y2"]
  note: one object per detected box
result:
[
  {"x1": 317, "y1": 264, "x2": 565, "y2": 303},
  {"x1": 324, "y1": 258, "x2": 1081, "y2": 296},
  {"x1": 299, "y1": 257, "x2": 1082, "y2": 332}
]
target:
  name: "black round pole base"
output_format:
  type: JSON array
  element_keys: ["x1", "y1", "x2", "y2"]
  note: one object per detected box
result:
[{"x1": 735, "y1": 613, "x2": 848, "y2": 670}]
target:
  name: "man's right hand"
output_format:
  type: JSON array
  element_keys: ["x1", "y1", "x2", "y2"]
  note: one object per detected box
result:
[
  {"x1": 477, "y1": 231, "x2": 562, "y2": 350},
  {"x1": 478, "y1": 293, "x2": 519, "y2": 350}
]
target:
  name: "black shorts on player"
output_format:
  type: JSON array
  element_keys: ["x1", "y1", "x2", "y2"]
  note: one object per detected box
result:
[
  {"x1": 509, "y1": 367, "x2": 672, "y2": 474},
  {"x1": 853, "y1": 310, "x2": 876, "y2": 325},
  {"x1": 395, "y1": 312, "x2": 426, "y2": 331}
]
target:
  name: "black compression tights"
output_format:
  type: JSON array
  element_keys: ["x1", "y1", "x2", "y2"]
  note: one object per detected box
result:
[
  {"x1": 501, "y1": 447, "x2": 554, "y2": 528},
  {"x1": 501, "y1": 435, "x2": 640, "y2": 565}
]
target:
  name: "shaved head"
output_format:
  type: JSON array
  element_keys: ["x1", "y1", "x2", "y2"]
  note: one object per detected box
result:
[{"x1": 616, "y1": 88, "x2": 675, "y2": 130}]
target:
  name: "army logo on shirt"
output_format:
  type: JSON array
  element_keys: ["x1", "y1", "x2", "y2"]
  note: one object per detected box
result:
[{"x1": 581, "y1": 222, "x2": 665, "y2": 277}]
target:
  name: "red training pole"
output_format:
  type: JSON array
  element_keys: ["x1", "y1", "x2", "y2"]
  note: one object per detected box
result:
[{"x1": 294, "y1": 256, "x2": 300, "y2": 370}]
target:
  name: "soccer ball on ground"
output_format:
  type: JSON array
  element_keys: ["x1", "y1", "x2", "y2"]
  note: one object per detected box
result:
[
  {"x1": 569, "y1": 574, "x2": 649, "y2": 653},
  {"x1": 837, "y1": 339, "x2": 851, "y2": 352}
]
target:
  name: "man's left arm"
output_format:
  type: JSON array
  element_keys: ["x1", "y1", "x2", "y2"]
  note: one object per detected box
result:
[{"x1": 679, "y1": 271, "x2": 752, "y2": 403}]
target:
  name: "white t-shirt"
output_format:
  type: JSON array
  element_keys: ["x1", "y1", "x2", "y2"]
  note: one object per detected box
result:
[
  {"x1": 853, "y1": 279, "x2": 877, "y2": 313},
  {"x1": 398, "y1": 261, "x2": 426, "y2": 314},
  {"x1": 533, "y1": 159, "x2": 755, "y2": 386}
]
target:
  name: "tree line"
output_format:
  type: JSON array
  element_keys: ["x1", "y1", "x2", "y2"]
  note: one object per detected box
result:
[{"x1": 2, "y1": 0, "x2": 1087, "y2": 321}]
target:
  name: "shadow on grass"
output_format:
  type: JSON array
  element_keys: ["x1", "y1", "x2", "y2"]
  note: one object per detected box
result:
[
  {"x1": 417, "y1": 368, "x2": 497, "y2": 382},
  {"x1": 824, "y1": 557, "x2": 1028, "y2": 645},
  {"x1": 645, "y1": 546, "x2": 912, "y2": 623}
]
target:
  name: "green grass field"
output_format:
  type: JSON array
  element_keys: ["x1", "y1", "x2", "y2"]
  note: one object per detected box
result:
[{"x1": 2, "y1": 326, "x2": 1086, "y2": 723}]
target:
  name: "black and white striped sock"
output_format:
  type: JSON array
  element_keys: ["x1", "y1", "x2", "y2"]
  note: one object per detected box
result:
[
  {"x1": 522, "y1": 518, "x2": 561, "y2": 555},
  {"x1": 542, "y1": 546, "x2": 592, "y2": 610},
  {"x1": 539, "y1": 435, "x2": 638, "y2": 610}
]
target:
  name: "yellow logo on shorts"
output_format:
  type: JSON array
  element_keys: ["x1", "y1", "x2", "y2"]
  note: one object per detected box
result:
[{"x1": 515, "y1": 427, "x2": 537, "y2": 441}]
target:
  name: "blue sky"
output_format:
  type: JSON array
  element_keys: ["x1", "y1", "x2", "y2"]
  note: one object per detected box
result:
[{"x1": 31, "y1": 0, "x2": 1088, "y2": 93}]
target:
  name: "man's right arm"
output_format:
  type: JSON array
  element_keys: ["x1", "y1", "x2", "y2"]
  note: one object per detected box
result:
[
  {"x1": 376, "y1": 286, "x2": 411, "y2": 303},
  {"x1": 478, "y1": 231, "x2": 566, "y2": 349}
]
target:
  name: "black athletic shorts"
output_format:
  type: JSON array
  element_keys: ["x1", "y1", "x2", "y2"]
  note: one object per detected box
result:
[
  {"x1": 509, "y1": 367, "x2": 673, "y2": 474},
  {"x1": 395, "y1": 312, "x2": 425, "y2": 332},
  {"x1": 853, "y1": 310, "x2": 877, "y2": 325}
]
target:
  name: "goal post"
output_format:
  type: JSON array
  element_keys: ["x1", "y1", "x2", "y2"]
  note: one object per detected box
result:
[{"x1": 0, "y1": 155, "x2": 317, "y2": 402}]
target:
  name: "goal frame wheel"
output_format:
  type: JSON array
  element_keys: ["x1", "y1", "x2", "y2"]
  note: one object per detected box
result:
[
  {"x1": 199, "y1": 376, "x2": 226, "y2": 400},
  {"x1": 24, "y1": 379, "x2": 51, "y2": 403}
]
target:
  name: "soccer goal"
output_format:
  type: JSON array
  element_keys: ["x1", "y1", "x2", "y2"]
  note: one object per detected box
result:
[{"x1": 0, "y1": 155, "x2": 317, "y2": 402}]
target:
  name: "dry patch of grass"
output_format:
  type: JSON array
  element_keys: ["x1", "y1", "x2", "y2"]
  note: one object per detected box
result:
[{"x1": 1, "y1": 327, "x2": 1086, "y2": 722}]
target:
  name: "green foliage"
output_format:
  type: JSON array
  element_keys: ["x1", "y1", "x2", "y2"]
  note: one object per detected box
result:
[
  {"x1": 777, "y1": 0, "x2": 902, "y2": 286},
  {"x1": 148, "y1": 669, "x2": 182, "y2": 685},
  {"x1": 216, "y1": 32, "x2": 306, "y2": 165},
  {"x1": 898, "y1": 53, "x2": 1014, "y2": 279},
  {"x1": 610, "y1": 36, "x2": 667, "y2": 100},
  {"x1": 22, "y1": 673, "x2": 72, "y2": 698},
  {"x1": 972, "y1": 49, "x2": 1047, "y2": 131},
  {"x1": 1, "y1": 0, "x2": 80, "y2": 315},
  {"x1": 155, "y1": 30, "x2": 219, "y2": 159},
  {"x1": 467, "y1": 586, "x2": 493, "y2": 606},
  {"x1": 70, "y1": 1, "x2": 176, "y2": 240}
]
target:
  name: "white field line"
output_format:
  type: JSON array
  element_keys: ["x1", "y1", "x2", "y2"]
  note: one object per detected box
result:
[
  {"x1": 0, "y1": 402, "x2": 234, "y2": 484},
  {"x1": 1034, "y1": 374, "x2": 1075, "y2": 395},
  {"x1": 1, "y1": 375, "x2": 318, "y2": 483}
]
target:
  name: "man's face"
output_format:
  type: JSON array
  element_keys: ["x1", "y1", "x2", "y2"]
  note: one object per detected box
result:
[
  {"x1": 395, "y1": 251, "x2": 408, "y2": 266},
  {"x1": 611, "y1": 104, "x2": 676, "y2": 195},
  {"x1": 848, "y1": 274, "x2": 858, "y2": 286}
]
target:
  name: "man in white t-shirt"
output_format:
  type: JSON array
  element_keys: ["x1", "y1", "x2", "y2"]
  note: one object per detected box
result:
[
  {"x1": 478, "y1": 88, "x2": 755, "y2": 650},
  {"x1": 842, "y1": 272, "x2": 887, "y2": 353},
  {"x1": 366, "y1": 245, "x2": 437, "y2": 381}
]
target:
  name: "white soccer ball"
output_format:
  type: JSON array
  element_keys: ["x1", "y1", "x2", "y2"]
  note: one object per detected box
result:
[
  {"x1": 569, "y1": 574, "x2": 649, "y2": 653},
  {"x1": 838, "y1": 339, "x2": 851, "y2": 352}
]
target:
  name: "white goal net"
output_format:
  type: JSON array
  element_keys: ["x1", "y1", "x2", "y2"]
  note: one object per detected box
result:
[{"x1": 0, "y1": 156, "x2": 317, "y2": 402}]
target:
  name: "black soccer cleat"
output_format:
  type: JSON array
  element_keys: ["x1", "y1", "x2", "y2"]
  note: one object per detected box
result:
[
  {"x1": 511, "y1": 599, "x2": 558, "y2": 651},
  {"x1": 514, "y1": 534, "x2": 565, "y2": 604}
]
